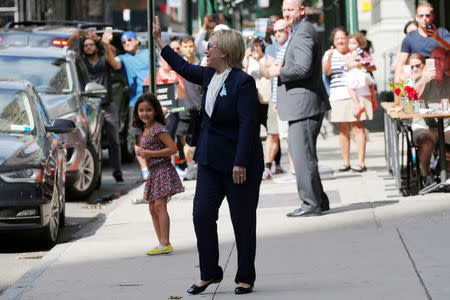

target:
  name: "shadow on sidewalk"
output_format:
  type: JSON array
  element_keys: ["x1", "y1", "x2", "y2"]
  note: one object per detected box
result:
[{"x1": 326, "y1": 200, "x2": 399, "y2": 215}]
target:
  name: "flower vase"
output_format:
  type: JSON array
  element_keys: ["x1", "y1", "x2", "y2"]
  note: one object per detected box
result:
[{"x1": 402, "y1": 98, "x2": 413, "y2": 113}]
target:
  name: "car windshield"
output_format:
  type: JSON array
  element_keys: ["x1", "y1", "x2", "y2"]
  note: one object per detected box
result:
[
  {"x1": 0, "y1": 56, "x2": 73, "y2": 94},
  {"x1": 0, "y1": 89, "x2": 35, "y2": 135}
]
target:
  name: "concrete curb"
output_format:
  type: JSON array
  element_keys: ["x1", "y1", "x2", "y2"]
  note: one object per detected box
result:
[{"x1": 0, "y1": 183, "x2": 144, "y2": 300}]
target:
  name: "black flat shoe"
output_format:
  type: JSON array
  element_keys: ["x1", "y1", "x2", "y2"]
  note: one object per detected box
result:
[
  {"x1": 235, "y1": 285, "x2": 253, "y2": 294},
  {"x1": 351, "y1": 165, "x2": 367, "y2": 173},
  {"x1": 336, "y1": 165, "x2": 351, "y2": 172},
  {"x1": 187, "y1": 267, "x2": 223, "y2": 294}
]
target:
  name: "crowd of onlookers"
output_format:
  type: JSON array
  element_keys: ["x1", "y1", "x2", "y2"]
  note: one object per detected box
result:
[{"x1": 72, "y1": 1, "x2": 449, "y2": 192}]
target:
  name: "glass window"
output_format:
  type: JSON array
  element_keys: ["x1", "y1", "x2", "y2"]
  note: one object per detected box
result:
[
  {"x1": 0, "y1": 56, "x2": 73, "y2": 94},
  {"x1": 0, "y1": 89, "x2": 35, "y2": 134},
  {"x1": 0, "y1": 13, "x2": 14, "y2": 28}
]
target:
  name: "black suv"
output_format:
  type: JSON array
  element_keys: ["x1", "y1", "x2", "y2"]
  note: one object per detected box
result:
[
  {"x1": 0, "y1": 21, "x2": 136, "y2": 162},
  {"x1": 0, "y1": 45, "x2": 105, "y2": 199}
]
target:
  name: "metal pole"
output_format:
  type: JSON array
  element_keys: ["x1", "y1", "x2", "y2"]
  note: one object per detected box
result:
[
  {"x1": 345, "y1": 0, "x2": 358, "y2": 33},
  {"x1": 147, "y1": 0, "x2": 156, "y2": 94},
  {"x1": 186, "y1": 0, "x2": 192, "y2": 35}
]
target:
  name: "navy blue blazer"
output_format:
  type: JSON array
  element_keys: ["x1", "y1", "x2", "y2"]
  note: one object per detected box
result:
[{"x1": 161, "y1": 46, "x2": 264, "y2": 175}]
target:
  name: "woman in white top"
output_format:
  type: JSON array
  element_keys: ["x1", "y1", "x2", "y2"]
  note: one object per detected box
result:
[{"x1": 322, "y1": 27, "x2": 376, "y2": 172}]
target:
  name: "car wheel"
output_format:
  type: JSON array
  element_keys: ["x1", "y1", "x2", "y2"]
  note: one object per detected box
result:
[
  {"x1": 121, "y1": 120, "x2": 136, "y2": 163},
  {"x1": 59, "y1": 179, "x2": 66, "y2": 228},
  {"x1": 69, "y1": 143, "x2": 99, "y2": 199},
  {"x1": 41, "y1": 184, "x2": 60, "y2": 247}
]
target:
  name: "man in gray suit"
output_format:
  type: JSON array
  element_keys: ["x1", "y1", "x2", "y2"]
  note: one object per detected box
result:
[{"x1": 269, "y1": 0, "x2": 331, "y2": 217}]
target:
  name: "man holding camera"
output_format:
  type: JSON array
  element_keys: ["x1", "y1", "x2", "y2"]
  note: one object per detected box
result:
[
  {"x1": 68, "y1": 30, "x2": 124, "y2": 182},
  {"x1": 394, "y1": 2, "x2": 450, "y2": 82}
]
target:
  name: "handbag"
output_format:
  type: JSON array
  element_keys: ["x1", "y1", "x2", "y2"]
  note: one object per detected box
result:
[
  {"x1": 185, "y1": 105, "x2": 202, "y2": 147},
  {"x1": 257, "y1": 77, "x2": 272, "y2": 104}
]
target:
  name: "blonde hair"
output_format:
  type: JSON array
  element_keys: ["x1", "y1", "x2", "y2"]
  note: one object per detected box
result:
[
  {"x1": 211, "y1": 29, "x2": 245, "y2": 69},
  {"x1": 348, "y1": 32, "x2": 367, "y2": 50}
]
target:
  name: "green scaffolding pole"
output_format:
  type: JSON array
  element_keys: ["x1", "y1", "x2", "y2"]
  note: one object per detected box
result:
[{"x1": 345, "y1": 0, "x2": 358, "y2": 33}]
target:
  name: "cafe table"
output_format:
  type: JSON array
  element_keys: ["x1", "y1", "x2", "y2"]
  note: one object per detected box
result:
[{"x1": 381, "y1": 102, "x2": 450, "y2": 195}]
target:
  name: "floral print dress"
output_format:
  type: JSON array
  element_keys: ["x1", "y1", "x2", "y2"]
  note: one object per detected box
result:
[{"x1": 140, "y1": 123, "x2": 184, "y2": 202}]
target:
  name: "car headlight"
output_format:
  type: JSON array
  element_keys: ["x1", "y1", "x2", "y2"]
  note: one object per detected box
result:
[{"x1": 0, "y1": 168, "x2": 43, "y2": 183}]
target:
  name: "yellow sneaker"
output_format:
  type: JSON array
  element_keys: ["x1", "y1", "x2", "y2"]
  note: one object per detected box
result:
[{"x1": 146, "y1": 244, "x2": 174, "y2": 255}]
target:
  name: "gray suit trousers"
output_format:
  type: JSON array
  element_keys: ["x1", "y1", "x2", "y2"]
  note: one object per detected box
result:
[{"x1": 288, "y1": 113, "x2": 327, "y2": 210}]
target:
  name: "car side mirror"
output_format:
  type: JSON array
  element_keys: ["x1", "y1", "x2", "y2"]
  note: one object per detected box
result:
[
  {"x1": 45, "y1": 118, "x2": 76, "y2": 134},
  {"x1": 82, "y1": 82, "x2": 107, "y2": 98}
]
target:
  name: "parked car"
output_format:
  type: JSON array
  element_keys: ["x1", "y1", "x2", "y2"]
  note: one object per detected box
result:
[
  {"x1": 1, "y1": 21, "x2": 136, "y2": 162},
  {"x1": 0, "y1": 79, "x2": 75, "y2": 246},
  {"x1": 0, "y1": 45, "x2": 105, "y2": 199}
]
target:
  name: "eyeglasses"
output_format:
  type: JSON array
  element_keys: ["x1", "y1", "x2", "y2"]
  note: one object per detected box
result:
[
  {"x1": 122, "y1": 38, "x2": 134, "y2": 44},
  {"x1": 207, "y1": 43, "x2": 218, "y2": 50},
  {"x1": 417, "y1": 14, "x2": 432, "y2": 18},
  {"x1": 411, "y1": 63, "x2": 422, "y2": 69},
  {"x1": 274, "y1": 28, "x2": 287, "y2": 34},
  {"x1": 84, "y1": 43, "x2": 95, "y2": 47}
]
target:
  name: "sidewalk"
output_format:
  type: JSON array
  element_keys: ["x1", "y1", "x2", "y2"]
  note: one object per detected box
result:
[{"x1": 2, "y1": 132, "x2": 450, "y2": 300}]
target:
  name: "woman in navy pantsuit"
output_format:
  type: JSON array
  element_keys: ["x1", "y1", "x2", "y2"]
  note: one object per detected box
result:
[{"x1": 153, "y1": 17, "x2": 264, "y2": 295}]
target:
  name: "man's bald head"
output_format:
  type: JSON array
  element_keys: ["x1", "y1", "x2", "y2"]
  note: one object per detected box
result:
[{"x1": 273, "y1": 19, "x2": 291, "y2": 45}]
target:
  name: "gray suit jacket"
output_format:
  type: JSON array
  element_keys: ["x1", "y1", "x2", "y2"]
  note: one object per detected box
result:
[{"x1": 277, "y1": 20, "x2": 330, "y2": 121}]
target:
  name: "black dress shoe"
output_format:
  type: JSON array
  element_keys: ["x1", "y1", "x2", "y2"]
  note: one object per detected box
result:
[
  {"x1": 321, "y1": 204, "x2": 330, "y2": 212},
  {"x1": 286, "y1": 208, "x2": 321, "y2": 217},
  {"x1": 113, "y1": 174, "x2": 124, "y2": 182},
  {"x1": 235, "y1": 285, "x2": 253, "y2": 294},
  {"x1": 187, "y1": 267, "x2": 223, "y2": 294}
]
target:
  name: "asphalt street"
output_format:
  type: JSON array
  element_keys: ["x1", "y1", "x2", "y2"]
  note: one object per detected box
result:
[{"x1": 0, "y1": 156, "x2": 143, "y2": 295}]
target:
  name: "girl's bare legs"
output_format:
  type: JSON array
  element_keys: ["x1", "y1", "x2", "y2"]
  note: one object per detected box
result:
[
  {"x1": 153, "y1": 197, "x2": 170, "y2": 246},
  {"x1": 348, "y1": 88, "x2": 364, "y2": 117},
  {"x1": 369, "y1": 84, "x2": 378, "y2": 110},
  {"x1": 337, "y1": 122, "x2": 351, "y2": 167},
  {"x1": 352, "y1": 121, "x2": 367, "y2": 167},
  {"x1": 149, "y1": 202, "x2": 161, "y2": 244}
]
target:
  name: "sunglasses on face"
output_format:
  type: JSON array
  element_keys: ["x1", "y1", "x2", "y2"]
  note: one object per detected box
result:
[
  {"x1": 122, "y1": 38, "x2": 134, "y2": 44},
  {"x1": 207, "y1": 43, "x2": 218, "y2": 50},
  {"x1": 417, "y1": 14, "x2": 432, "y2": 18},
  {"x1": 274, "y1": 28, "x2": 286, "y2": 34},
  {"x1": 173, "y1": 47, "x2": 180, "y2": 51},
  {"x1": 411, "y1": 63, "x2": 422, "y2": 69}
]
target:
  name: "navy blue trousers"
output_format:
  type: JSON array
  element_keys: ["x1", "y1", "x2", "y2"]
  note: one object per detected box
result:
[{"x1": 193, "y1": 164, "x2": 262, "y2": 285}]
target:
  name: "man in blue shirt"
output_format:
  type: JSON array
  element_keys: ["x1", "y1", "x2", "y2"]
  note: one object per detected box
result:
[
  {"x1": 103, "y1": 31, "x2": 150, "y2": 179},
  {"x1": 394, "y1": 2, "x2": 450, "y2": 82}
]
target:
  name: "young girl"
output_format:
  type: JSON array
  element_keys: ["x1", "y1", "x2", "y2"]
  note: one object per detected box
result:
[
  {"x1": 344, "y1": 33, "x2": 377, "y2": 118},
  {"x1": 132, "y1": 93, "x2": 184, "y2": 255}
]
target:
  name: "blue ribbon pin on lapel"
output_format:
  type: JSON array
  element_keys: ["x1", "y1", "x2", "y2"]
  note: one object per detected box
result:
[{"x1": 219, "y1": 83, "x2": 227, "y2": 97}]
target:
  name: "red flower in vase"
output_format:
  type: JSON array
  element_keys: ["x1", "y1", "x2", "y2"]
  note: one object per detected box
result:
[
  {"x1": 394, "y1": 88, "x2": 401, "y2": 96},
  {"x1": 404, "y1": 86, "x2": 419, "y2": 100}
]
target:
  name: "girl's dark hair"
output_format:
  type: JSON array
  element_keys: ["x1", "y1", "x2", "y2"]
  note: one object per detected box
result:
[
  {"x1": 403, "y1": 20, "x2": 418, "y2": 34},
  {"x1": 132, "y1": 93, "x2": 166, "y2": 130},
  {"x1": 330, "y1": 26, "x2": 348, "y2": 43}
]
